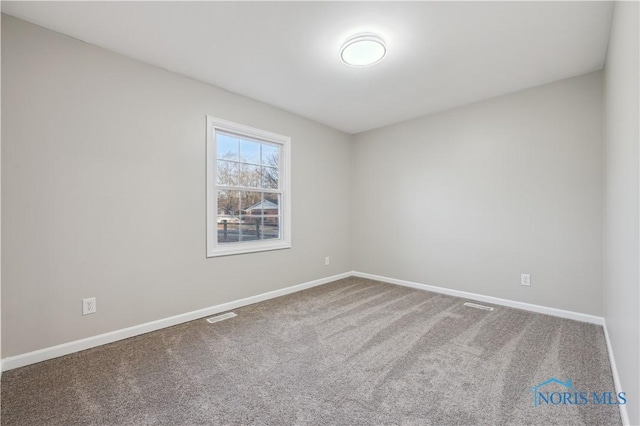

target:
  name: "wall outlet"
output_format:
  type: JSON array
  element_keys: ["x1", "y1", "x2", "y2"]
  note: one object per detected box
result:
[
  {"x1": 82, "y1": 297, "x2": 97, "y2": 315},
  {"x1": 521, "y1": 274, "x2": 531, "y2": 287},
  {"x1": 325, "y1": 256, "x2": 330, "y2": 266}
]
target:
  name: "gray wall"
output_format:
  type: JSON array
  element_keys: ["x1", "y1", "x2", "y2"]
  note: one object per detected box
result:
[
  {"x1": 603, "y1": 2, "x2": 639, "y2": 424},
  {"x1": 2, "y1": 14, "x2": 635, "y2": 414},
  {"x1": 352, "y1": 72, "x2": 604, "y2": 315},
  {"x1": 1, "y1": 15, "x2": 352, "y2": 357}
]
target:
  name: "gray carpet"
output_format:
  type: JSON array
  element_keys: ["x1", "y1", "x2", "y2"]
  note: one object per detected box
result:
[{"x1": 1, "y1": 277, "x2": 621, "y2": 425}]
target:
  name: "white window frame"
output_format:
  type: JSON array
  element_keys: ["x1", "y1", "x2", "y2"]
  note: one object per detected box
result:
[{"x1": 206, "y1": 116, "x2": 291, "y2": 257}]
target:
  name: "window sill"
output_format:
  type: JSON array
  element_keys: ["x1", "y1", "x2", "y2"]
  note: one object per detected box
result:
[{"x1": 207, "y1": 240, "x2": 291, "y2": 258}]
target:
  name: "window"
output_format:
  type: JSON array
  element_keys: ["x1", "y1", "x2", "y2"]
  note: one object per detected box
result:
[{"x1": 206, "y1": 116, "x2": 291, "y2": 257}]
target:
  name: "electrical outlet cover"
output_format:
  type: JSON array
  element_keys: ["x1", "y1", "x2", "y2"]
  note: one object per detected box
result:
[{"x1": 82, "y1": 297, "x2": 97, "y2": 315}]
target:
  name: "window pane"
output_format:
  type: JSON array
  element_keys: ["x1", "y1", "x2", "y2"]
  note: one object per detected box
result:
[
  {"x1": 217, "y1": 220, "x2": 239, "y2": 243},
  {"x1": 239, "y1": 164, "x2": 261, "y2": 188},
  {"x1": 240, "y1": 191, "x2": 263, "y2": 214},
  {"x1": 217, "y1": 160, "x2": 238, "y2": 186},
  {"x1": 217, "y1": 189, "x2": 240, "y2": 244},
  {"x1": 263, "y1": 193, "x2": 280, "y2": 215},
  {"x1": 262, "y1": 144, "x2": 279, "y2": 168},
  {"x1": 217, "y1": 133, "x2": 239, "y2": 161},
  {"x1": 262, "y1": 216, "x2": 280, "y2": 240},
  {"x1": 217, "y1": 190, "x2": 240, "y2": 217},
  {"x1": 240, "y1": 139, "x2": 261, "y2": 165},
  {"x1": 262, "y1": 166, "x2": 278, "y2": 189},
  {"x1": 239, "y1": 216, "x2": 261, "y2": 241}
]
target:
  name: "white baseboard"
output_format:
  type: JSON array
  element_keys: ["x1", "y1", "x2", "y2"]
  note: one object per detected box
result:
[
  {"x1": 1, "y1": 272, "x2": 351, "y2": 372},
  {"x1": 1, "y1": 271, "x2": 609, "y2": 373},
  {"x1": 1, "y1": 270, "x2": 628, "y2": 423},
  {"x1": 352, "y1": 271, "x2": 604, "y2": 325},
  {"x1": 602, "y1": 320, "x2": 630, "y2": 426}
]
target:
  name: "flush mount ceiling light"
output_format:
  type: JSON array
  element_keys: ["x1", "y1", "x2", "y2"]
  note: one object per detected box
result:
[{"x1": 340, "y1": 33, "x2": 387, "y2": 67}]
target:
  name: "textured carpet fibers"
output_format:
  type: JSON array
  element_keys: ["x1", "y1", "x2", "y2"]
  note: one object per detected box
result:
[{"x1": 1, "y1": 277, "x2": 621, "y2": 425}]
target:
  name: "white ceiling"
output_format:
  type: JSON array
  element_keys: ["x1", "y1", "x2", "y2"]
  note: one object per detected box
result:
[{"x1": 2, "y1": 1, "x2": 614, "y2": 134}]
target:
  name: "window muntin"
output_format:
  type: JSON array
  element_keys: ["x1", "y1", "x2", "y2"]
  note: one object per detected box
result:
[{"x1": 207, "y1": 117, "x2": 290, "y2": 257}]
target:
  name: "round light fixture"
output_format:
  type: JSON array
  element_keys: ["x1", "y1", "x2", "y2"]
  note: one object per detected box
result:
[{"x1": 340, "y1": 33, "x2": 387, "y2": 67}]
